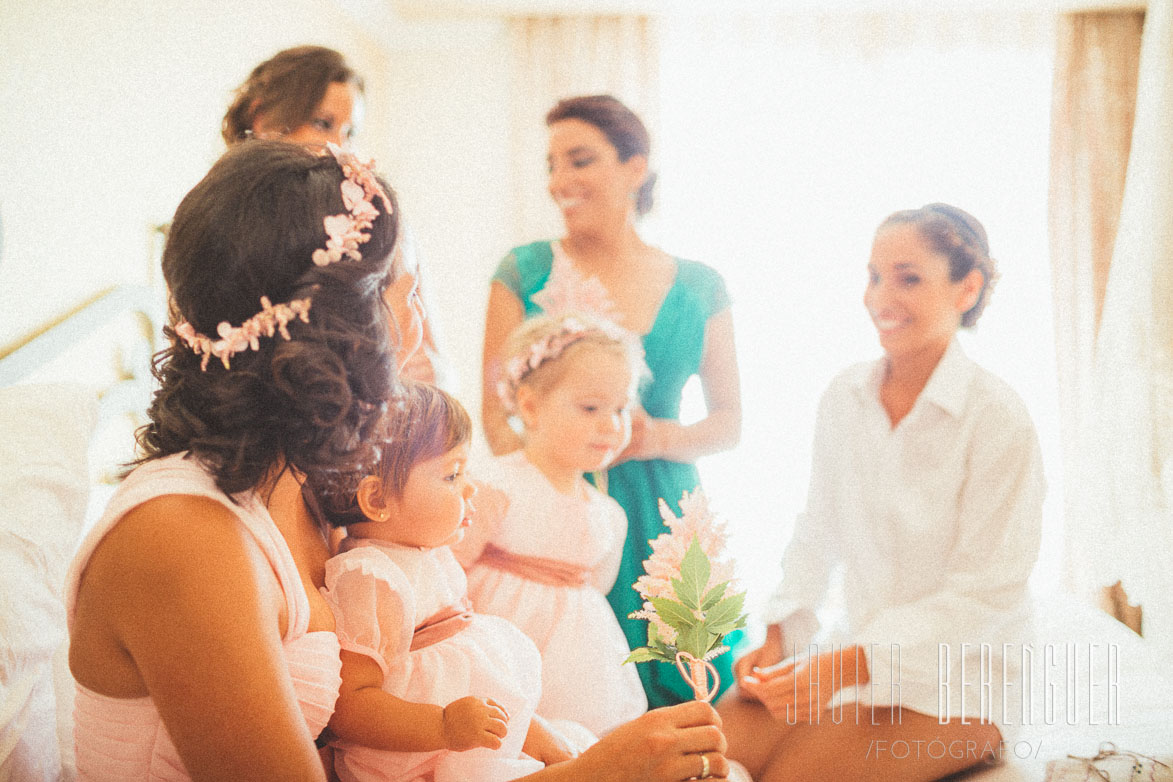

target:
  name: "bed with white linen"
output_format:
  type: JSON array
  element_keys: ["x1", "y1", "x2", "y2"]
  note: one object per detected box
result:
[
  {"x1": 1, "y1": 287, "x2": 1170, "y2": 782},
  {"x1": 930, "y1": 589, "x2": 1173, "y2": 781},
  {"x1": 0, "y1": 286, "x2": 160, "y2": 782}
]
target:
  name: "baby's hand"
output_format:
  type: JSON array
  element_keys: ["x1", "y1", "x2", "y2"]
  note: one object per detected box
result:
[{"x1": 442, "y1": 696, "x2": 510, "y2": 751}]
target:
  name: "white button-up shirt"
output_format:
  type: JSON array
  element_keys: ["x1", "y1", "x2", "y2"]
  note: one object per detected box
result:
[{"x1": 764, "y1": 339, "x2": 1045, "y2": 721}]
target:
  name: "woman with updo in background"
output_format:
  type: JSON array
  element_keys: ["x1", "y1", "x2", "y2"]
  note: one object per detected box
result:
[
  {"x1": 223, "y1": 45, "x2": 449, "y2": 386},
  {"x1": 481, "y1": 94, "x2": 743, "y2": 709},
  {"x1": 719, "y1": 204, "x2": 1045, "y2": 781}
]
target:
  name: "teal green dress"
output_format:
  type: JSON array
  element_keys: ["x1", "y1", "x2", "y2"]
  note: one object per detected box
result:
[{"x1": 492, "y1": 241, "x2": 740, "y2": 707}]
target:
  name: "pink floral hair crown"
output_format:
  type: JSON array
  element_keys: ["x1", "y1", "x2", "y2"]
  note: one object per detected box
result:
[
  {"x1": 496, "y1": 314, "x2": 639, "y2": 412},
  {"x1": 175, "y1": 143, "x2": 392, "y2": 371}
]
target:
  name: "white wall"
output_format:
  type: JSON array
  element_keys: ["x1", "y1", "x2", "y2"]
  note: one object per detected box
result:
[
  {"x1": 0, "y1": 1, "x2": 523, "y2": 432},
  {"x1": 0, "y1": 0, "x2": 393, "y2": 351},
  {"x1": 379, "y1": 19, "x2": 516, "y2": 408}
]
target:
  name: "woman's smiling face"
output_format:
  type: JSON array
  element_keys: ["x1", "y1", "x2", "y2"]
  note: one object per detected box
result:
[
  {"x1": 863, "y1": 223, "x2": 981, "y2": 361},
  {"x1": 546, "y1": 118, "x2": 645, "y2": 236}
]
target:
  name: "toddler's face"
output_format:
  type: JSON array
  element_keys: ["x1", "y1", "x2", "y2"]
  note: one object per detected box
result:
[
  {"x1": 377, "y1": 442, "x2": 476, "y2": 549},
  {"x1": 524, "y1": 348, "x2": 635, "y2": 473}
]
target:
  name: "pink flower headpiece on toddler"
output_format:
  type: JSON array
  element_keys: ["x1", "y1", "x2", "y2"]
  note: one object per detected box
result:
[
  {"x1": 175, "y1": 143, "x2": 392, "y2": 371},
  {"x1": 498, "y1": 244, "x2": 646, "y2": 412},
  {"x1": 496, "y1": 314, "x2": 636, "y2": 413}
]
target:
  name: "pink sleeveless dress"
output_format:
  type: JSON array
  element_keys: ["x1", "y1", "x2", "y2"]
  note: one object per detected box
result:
[
  {"x1": 465, "y1": 451, "x2": 647, "y2": 736},
  {"x1": 65, "y1": 453, "x2": 342, "y2": 781}
]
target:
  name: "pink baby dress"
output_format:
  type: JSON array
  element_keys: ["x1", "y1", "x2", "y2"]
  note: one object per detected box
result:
[
  {"x1": 65, "y1": 453, "x2": 342, "y2": 781},
  {"x1": 323, "y1": 538, "x2": 545, "y2": 782},
  {"x1": 465, "y1": 451, "x2": 647, "y2": 736}
]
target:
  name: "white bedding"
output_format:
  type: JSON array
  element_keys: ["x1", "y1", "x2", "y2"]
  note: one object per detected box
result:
[
  {"x1": 944, "y1": 592, "x2": 1173, "y2": 781},
  {"x1": 0, "y1": 383, "x2": 98, "y2": 782}
]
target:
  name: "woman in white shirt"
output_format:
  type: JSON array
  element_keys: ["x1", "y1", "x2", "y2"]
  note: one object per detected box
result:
[{"x1": 718, "y1": 204, "x2": 1044, "y2": 781}]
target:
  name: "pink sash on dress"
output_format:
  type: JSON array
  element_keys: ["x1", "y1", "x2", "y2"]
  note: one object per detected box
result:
[
  {"x1": 410, "y1": 596, "x2": 474, "y2": 651},
  {"x1": 477, "y1": 543, "x2": 589, "y2": 587}
]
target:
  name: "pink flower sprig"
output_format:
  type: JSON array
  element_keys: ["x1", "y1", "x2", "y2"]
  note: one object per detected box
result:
[
  {"x1": 175, "y1": 296, "x2": 311, "y2": 371},
  {"x1": 625, "y1": 490, "x2": 747, "y2": 668}
]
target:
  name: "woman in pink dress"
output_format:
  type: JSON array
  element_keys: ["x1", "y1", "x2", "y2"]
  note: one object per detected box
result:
[
  {"x1": 67, "y1": 140, "x2": 401, "y2": 781},
  {"x1": 67, "y1": 139, "x2": 733, "y2": 782}
]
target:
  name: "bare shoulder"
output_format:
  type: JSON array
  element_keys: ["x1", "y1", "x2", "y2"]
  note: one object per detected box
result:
[
  {"x1": 84, "y1": 494, "x2": 272, "y2": 594},
  {"x1": 73, "y1": 494, "x2": 283, "y2": 671}
]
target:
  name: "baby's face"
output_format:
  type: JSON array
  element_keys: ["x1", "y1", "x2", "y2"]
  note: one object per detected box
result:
[{"x1": 377, "y1": 442, "x2": 476, "y2": 549}]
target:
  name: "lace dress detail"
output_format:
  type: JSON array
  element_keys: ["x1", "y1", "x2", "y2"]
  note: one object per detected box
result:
[{"x1": 323, "y1": 540, "x2": 545, "y2": 782}]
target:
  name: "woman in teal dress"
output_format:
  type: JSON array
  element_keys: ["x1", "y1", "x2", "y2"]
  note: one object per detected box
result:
[{"x1": 481, "y1": 95, "x2": 742, "y2": 708}]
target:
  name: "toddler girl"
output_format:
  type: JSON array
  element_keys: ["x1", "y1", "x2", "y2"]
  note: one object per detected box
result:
[
  {"x1": 320, "y1": 382, "x2": 573, "y2": 782},
  {"x1": 461, "y1": 311, "x2": 649, "y2": 736}
]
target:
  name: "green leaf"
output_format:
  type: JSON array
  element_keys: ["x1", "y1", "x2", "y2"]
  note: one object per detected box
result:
[
  {"x1": 677, "y1": 537, "x2": 711, "y2": 609},
  {"x1": 676, "y1": 623, "x2": 709, "y2": 659},
  {"x1": 624, "y1": 647, "x2": 662, "y2": 664},
  {"x1": 649, "y1": 640, "x2": 678, "y2": 661},
  {"x1": 634, "y1": 638, "x2": 678, "y2": 664},
  {"x1": 703, "y1": 591, "x2": 746, "y2": 629},
  {"x1": 672, "y1": 576, "x2": 699, "y2": 610},
  {"x1": 646, "y1": 620, "x2": 666, "y2": 646},
  {"x1": 650, "y1": 597, "x2": 697, "y2": 632},
  {"x1": 700, "y1": 583, "x2": 727, "y2": 611}
]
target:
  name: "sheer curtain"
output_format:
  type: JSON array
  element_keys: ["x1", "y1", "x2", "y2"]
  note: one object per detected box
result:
[
  {"x1": 506, "y1": 15, "x2": 660, "y2": 242},
  {"x1": 1073, "y1": 1, "x2": 1173, "y2": 662},
  {"x1": 649, "y1": 11, "x2": 1061, "y2": 625},
  {"x1": 1047, "y1": 9, "x2": 1143, "y2": 613}
]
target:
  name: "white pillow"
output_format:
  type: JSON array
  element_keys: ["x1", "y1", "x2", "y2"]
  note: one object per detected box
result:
[{"x1": 0, "y1": 383, "x2": 98, "y2": 782}]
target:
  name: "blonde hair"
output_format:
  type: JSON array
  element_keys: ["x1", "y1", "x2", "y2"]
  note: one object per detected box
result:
[{"x1": 497, "y1": 311, "x2": 647, "y2": 414}]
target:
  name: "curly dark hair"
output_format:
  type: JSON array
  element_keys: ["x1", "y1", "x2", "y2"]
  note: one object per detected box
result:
[
  {"x1": 222, "y1": 45, "x2": 364, "y2": 146},
  {"x1": 878, "y1": 203, "x2": 999, "y2": 328},
  {"x1": 546, "y1": 94, "x2": 657, "y2": 217},
  {"x1": 137, "y1": 140, "x2": 399, "y2": 501}
]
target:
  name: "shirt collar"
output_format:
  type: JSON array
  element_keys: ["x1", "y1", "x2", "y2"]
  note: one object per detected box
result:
[
  {"x1": 918, "y1": 338, "x2": 974, "y2": 418},
  {"x1": 851, "y1": 338, "x2": 975, "y2": 418}
]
